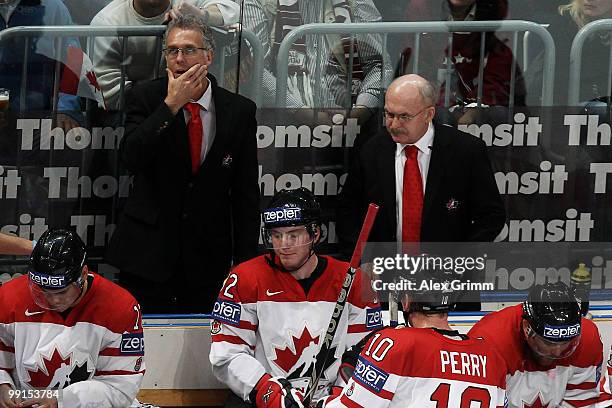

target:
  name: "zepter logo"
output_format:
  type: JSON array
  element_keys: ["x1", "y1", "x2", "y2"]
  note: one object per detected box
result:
[
  {"x1": 263, "y1": 207, "x2": 302, "y2": 224},
  {"x1": 542, "y1": 323, "x2": 581, "y2": 341},
  {"x1": 28, "y1": 271, "x2": 66, "y2": 289}
]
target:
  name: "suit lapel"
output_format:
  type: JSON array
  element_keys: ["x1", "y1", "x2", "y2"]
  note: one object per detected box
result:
[
  {"x1": 160, "y1": 77, "x2": 191, "y2": 175},
  {"x1": 377, "y1": 131, "x2": 397, "y2": 234},
  {"x1": 422, "y1": 122, "x2": 454, "y2": 226},
  {"x1": 197, "y1": 76, "x2": 232, "y2": 176}
]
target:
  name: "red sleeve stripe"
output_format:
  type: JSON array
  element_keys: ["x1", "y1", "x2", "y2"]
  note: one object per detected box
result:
[
  {"x1": 99, "y1": 348, "x2": 121, "y2": 357},
  {"x1": 98, "y1": 347, "x2": 144, "y2": 357},
  {"x1": 565, "y1": 395, "x2": 609, "y2": 407},
  {"x1": 217, "y1": 319, "x2": 258, "y2": 331},
  {"x1": 95, "y1": 369, "x2": 146, "y2": 376},
  {"x1": 595, "y1": 392, "x2": 612, "y2": 403},
  {"x1": 0, "y1": 367, "x2": 13, "y2": 374},
  {"x1": 352, "y1": 380, "x2": 395, "y2": 401},
  {"x1": 211, "y1": 334, "x2": 256, "y2": 350},
  {"x1": 0, "y1": 343, "x2": 14, "y2": 353},
  {"x1": 566, "y1": 382, "x2": 597, "y2": 391},
  {"x1": 348, "y1": 324, "x2": 369, "y2": 334},
  {"x1": 239, "y1": 321, "x2": 258, "y2": 331},
  {"x1": 340, "y1": 394, "x2": 366, "y2": 408}
]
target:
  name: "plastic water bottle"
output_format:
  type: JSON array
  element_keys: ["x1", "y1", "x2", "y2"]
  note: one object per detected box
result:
[{"x1": 571, "y1": 263, "x2": 591, "y2": 316}]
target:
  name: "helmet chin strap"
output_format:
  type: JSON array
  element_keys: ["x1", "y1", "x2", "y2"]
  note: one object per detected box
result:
[{"x1": 66, "y1": 275, "x2": 88, "y2": 310}]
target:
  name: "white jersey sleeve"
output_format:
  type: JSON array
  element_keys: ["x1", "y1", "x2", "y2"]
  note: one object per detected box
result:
[
  {"x1": 0, "y1": 322, "x2": 16, "y2": 388},
  {"x1": 60, "y1": 300, "x2": 145, "y2": 407},
  {"x1": 209, "y1": 270, "x2": 267, "y2": 402}
]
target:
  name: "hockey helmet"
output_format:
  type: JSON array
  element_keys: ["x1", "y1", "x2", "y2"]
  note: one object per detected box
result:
[
  {"x1": 262, "y1": 188, "x2": 321, "y2": 249},
  {"x1": 28, "y1": 229, "x2": 87, "y2": 310},
  {"x1": 402, "y1": 270, "x2": 456, "y2": 315},
  {"x1": 522, "y1": 282, "x2": 581, "y2": 360}
]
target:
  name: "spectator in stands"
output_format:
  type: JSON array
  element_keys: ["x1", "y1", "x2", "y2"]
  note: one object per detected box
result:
[
  {"x1": 526, "y1": 0, "x2": 612, "y2": 105},
  {"x1": 398, "y1": 0, "x2": 526, "y2": 124},
  {"x1": 62, "y1": 0, "x2": 111, "y2": 24},
  {"x1": 91, "y1": 0, "x2": 239, "y2": 110},
  {"x1": 0, "y1": 0, "x2": 81, "y2": 119},
  {"x1": 509, "y1": 0, "x2": 566, "y2": 24},
  {"x1": 241, "y1": 0, "x2": 391, "y2": 116}
]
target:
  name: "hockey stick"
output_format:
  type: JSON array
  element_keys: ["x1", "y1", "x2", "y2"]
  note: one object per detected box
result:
[
  {"x1": 389, "y1": 291, "x2": 399, "y2": 327},
  {"x1": 303, "y1": 203, "x2": 379, "y2": 406}
]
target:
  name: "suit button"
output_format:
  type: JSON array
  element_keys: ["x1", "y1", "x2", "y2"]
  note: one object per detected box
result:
[
  {"x1": 187, "y1": 182, "x2": 193, "y2": 188},
  {"x1": 182, "y1": 213, "x2": 188, "y2": 220}
]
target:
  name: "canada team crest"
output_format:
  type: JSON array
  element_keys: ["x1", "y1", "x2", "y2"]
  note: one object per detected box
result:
[
  {"x1": 271, "y1": 326, "x2": 338, "y2": 383},
  {"x1": 272, "y1": 327, "x2": 320, "y2": 374},
  {"x1": 26, "y1": 347, "x2": 93, "y2": 389}
]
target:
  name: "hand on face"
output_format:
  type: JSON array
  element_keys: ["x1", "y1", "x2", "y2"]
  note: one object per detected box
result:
[{"x1": 164, "y1": 64, "x2": 208, "y2": 114}]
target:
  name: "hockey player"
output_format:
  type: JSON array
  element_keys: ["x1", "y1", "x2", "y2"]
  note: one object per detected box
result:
[
  {"x1": 469, "y1": 282, "x2": 612, "y2": 407},
  {"x1": 209, "y1": 187, "x2": 382, "y2": 408},
  {"x1": 317, "y1": 275, "x2": 508, "y2": 408},
  {"x1": 0, "y1": 229, "x2": 145, "y2": 408}
]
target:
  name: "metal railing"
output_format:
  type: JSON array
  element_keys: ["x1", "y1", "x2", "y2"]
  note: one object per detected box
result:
[
  {"x1": 0, "y1": 25, "x2": 264, "y2": 108},
  {"x1": 276, "y1": 21, "x2": 556, "y2": 107},
  {"x1": 569, "y1": 19, "x2": 612, "y2": 106}
]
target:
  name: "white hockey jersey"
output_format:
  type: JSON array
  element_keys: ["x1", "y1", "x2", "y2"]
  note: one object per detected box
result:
[
  {"x1": 319, "y1": 326, "x2": 508, "y2": 408},
  {"x1": 209, "y1": 255, "x2": 382, "y2": 402},
  {"x1": 469, "y1": 304, "x2": 612, "y2": 408},
  {"x1": 0, "y1": 273, "x2": 145, "y2": 408}
]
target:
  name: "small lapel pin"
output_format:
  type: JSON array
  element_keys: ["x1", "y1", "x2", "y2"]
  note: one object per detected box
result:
[
  {"x1": 446, "y1": 198, "x2": 459, "y2": 211},
  {"x1": 222, "y1": 154, "x2": 233, "y2": 168}
]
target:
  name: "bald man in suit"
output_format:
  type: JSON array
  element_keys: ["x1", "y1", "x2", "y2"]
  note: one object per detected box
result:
[{"x1": 337, "y1": 74, "x2": 505, "y2": 310}]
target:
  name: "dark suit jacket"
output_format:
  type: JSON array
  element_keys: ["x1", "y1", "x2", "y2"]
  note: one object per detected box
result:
[
  {"x1": 337, "y1": 121, "x2": 506, "y2": 251},
  {"x1": 106, "y1": 75, "x2": 260, "y2": 302}
]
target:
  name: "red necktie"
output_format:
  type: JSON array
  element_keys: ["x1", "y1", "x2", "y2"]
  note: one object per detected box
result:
[
  {"x1": 402, "y1": 146, "x2": 423, "y2": 242},
  {"x1": 186, "y1": 102, "x2": 203, "y2": 174}
]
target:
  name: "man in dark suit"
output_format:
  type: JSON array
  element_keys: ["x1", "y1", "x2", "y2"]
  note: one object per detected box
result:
[
  {"x1": 337, "y1": 74, "x2": 505, "y2": 309},
  {"x1": 106, "y1": 13, "x2": 260, "y2": 313}
]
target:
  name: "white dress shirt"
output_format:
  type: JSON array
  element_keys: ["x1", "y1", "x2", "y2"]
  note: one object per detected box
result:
[
  {"x1": 183, "y1": 81, "x2": 216, "y2": 164},
  {"x1": 394, "y1": 122, "x2": 435, "y2": 241}
]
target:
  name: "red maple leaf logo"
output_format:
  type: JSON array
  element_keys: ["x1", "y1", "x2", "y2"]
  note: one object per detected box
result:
[
  {"x1": 27, "y1": 348, "x2": 72, "y2": 388},
  {"x1": 523, "y1": 394, "x2": 549, "y2": 408},
  {"x1": 273, "y1": 327, "x2": 319, "y2": 373},
  {"x1": 86, "y1": 70, "x2": 101, "y2": 92}
]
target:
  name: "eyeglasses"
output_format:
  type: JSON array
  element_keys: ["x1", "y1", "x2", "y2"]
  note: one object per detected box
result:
[
  {"x1": 383, "y1": 106, "x2": 432, "y2": 123},
  {"x1": 163, "y1": 47, "x2": 208, "y2": 58}
]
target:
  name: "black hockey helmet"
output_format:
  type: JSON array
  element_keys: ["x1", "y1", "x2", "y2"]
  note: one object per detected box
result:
[
  {"x1": 522, "y1": 282, "x2": 581, "y2": 341},
  {"x1": 522, "y1": 282, "x2": 581, "y2": 361},
  {"x1": 28, "y1": 228, "x2": 86, "y2": 290},
  {"x1": 262, "y1": 188, "x2": 322, "y2": 271},
  {"x1": 262, "y1": 187, "x2": 321, "y2": 229},
  {"x1": 402, "y1": 270, "x2": 456, "y2": 315},
  {"x1": 262, "y1": 188, "x2": 321, "y2": 246}
]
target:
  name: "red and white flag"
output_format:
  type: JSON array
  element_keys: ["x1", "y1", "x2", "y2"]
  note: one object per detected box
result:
[{"x1": 60, "y1": 45, "x2": 106, "y2": 109}]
